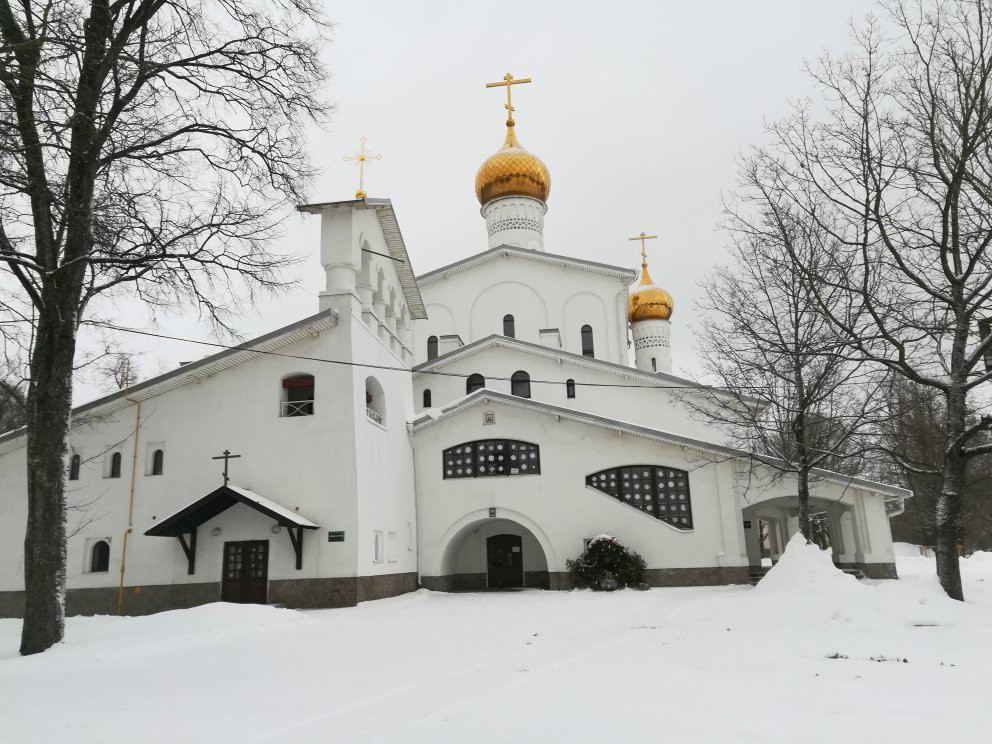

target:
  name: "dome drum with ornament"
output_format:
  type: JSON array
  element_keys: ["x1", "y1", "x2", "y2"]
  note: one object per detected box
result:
[{"x1": 476, "y1": 74, "x2": 551, "y2": 251}]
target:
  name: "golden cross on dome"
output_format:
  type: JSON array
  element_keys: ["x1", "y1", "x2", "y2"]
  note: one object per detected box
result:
[
  {"x1": 343, "y1": 137, "x2": 382, "y2": 199},
  {"x1": 486, "y1": 73, "x2": 532, "y2": 125},
  {"x1": 629, "y1": 232, "x2": 658, "y2": 266}
]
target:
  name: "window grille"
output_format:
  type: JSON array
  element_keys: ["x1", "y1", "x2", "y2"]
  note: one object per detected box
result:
[
  {"x1": 443, "y1": 440, "x2": 541, "y2": 479},
  {"x1": 585, "y1": 465, "x2": 692, "y2": 529}
]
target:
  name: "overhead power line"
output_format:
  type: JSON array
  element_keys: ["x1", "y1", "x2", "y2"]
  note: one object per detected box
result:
[{"x1": 102, "y1": 323, "x2": 744, "y2": 392}]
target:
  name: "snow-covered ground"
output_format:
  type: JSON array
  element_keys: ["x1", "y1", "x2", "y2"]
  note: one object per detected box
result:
[{"x1": 2, "y1": 540, "x2": 991, "y2": 743}]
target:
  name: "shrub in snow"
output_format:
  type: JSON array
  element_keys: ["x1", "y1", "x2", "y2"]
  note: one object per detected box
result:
[{"x1": 567, "y1": 534, "x2": 646, "y2": 590}]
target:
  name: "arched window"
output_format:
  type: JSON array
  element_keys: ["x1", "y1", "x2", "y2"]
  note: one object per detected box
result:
[
  {"x1": 466, "y1": 373, "x2": 485, "y2": 395},
  {"x1": 90, "y1": 540, "x2": 110, "y2": 573},
  {"x1": 585, "y1": 465, "x2": 693, "y2": 530},
  {"x1": 151, "y1": 449, "x2": 164, "y2": 476},
  {"x1": 366, "y1": 376, "x2": 385, "y2": 425},
  {"x1": 423, "y1": 389, "x2": 432, "y2": 408},
  {"x1": 566, "y1": 379, "x2": 576, "y2": 399},
  {"x1": 651, "y1": 357, "x2": 657, "y2": 372},
  {"x1": 581, "y1": 324, "x2": 595, "y2": 357},
  {"x1": 443, "y1": 439, "x2": 541, "y2": 478},
  {"x1": 511, "y1": 371, "x2": 530, "y2": 398},
  {"x1": 503, "y1": 314, "x2": 515, "y2": 338},
  {"x1": 427, "y1": 336, "x2": 439, "y2": 360},
  {"x1": 68, "y1": 454, "x2": 81, "y2": 481},
  {"x1": 281, "y1": 374, "x2": 315, "y2": 417},
  {"x1": 109, "y1": 452, "x2": 122, "y2": 479}
]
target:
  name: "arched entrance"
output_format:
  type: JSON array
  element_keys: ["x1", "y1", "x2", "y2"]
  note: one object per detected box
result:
[{"x1": 425, "y1": 517, "x2": 551, "y2": 592}]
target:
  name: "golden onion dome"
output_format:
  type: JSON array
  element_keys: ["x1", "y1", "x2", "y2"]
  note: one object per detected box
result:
[
  {"x1": 628, "y1": 259, "x2": 674, "y2": 322},
  {"x1": 475, "y1": 123, "x2": 551, "y2": 205}
]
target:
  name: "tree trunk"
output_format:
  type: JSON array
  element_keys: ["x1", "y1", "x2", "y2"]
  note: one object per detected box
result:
[
  {"x1": 934, "y1": 386, "x2": 967, "y2": 601},
  {"x1": 19, "y1": 307, "x2": 78, "y2": 654},
  {"x1": 797, "y1": 464, "x2": 812, "y2": 543}
]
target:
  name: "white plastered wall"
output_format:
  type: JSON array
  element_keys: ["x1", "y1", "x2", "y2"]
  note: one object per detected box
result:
[
  {"x1": 414, "y1": 402, "x2": 747, "y2": 580},
  {"x1": 414, "y1": 254, "x2": 632, "y2": 366}
]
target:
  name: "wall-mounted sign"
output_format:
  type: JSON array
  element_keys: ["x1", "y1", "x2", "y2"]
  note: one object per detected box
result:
[
  {"x1": 483, "y1": 411, "x2": 495, "y2": 425},
  {"x1": 327, "y1": 531, "x2": 345, "y2": 542},
  {"x1": 488, "y1": 507, "x2": 496, "y2": 518}
]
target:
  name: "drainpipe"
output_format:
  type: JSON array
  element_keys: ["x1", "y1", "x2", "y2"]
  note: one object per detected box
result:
[{"x1": 117, "y1": 365, "x2": 141, "y2": 615}]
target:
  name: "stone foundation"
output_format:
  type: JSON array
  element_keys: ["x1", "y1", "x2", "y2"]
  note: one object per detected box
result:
[
  {"x1": 0, "y1": 572, "x2": 419, "y2": 618},
  {"x1": 643, "y1": 566, "x2": 751, "y2": 587},
  {"x1": 421, "y1": 566, "x2": 753, "y2": 593},
  {"x1": 836, "y1": 562, "x2": 899, "y2": 580}
]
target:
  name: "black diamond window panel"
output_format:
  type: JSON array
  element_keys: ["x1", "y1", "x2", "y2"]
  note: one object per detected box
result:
[
  {"x1": 443, "y1": 440, "x2": 541, "y2": 479},
  {"x1": 585, "y1": 465, "x2": 692, "y2": 529}
]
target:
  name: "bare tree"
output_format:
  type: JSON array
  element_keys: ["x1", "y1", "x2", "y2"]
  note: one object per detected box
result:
[
  {"x1": 743, "y1": 0, "x2": 992, "y2": 599},
  {"x1": 0, "y1": 372, "x2": 25, "y2": 432},
  {"x1": 0, "y1": 1, "x2": 328, "y2": 654},
  {"x1": 881, "y1": 380, "x2": 992, "y2": 551},
  {"x1": 690, "y1": 197, "x2": 881, "y2": 540}
]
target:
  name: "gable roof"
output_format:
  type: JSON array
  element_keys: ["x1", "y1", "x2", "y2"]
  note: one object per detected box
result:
[
  {"x1": 413, "y1": 334, "x2": 763, "y2": 406},
  {"x1": 145, "y1": 484, "x2": 318, "y2": 537},
  {"x1": 416, "y1": 244, "x2": 638, "y2": 287},
  {"x1": 297, "y1": 198, "x2": 426, "y2": 319},
  {"x1": 411, "y1": 389, "x2": 912, "y2": 501},
  {"x1": 0, "y1": 309, "x2": 339, "y2": 454}
]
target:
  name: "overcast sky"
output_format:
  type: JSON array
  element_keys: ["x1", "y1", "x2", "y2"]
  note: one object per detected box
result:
[{"x1": 78, "y1": 0, "x2": 879, "y2": 400}]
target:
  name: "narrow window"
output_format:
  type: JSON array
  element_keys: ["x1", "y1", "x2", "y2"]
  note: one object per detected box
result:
[
  {"x1": 651, "y1": 357, "x2": 657, "y2": 372},
  {"x1": 366, "y1": 376, "x2": 385, "y2": 425},
  {"x1": 110, "y1": 452, "x2": 122, "y2": 479},
  {"x1": 151, "y1": 449, "x2": 164, "y2": 476},
  {"x1": 90, "y1": 540, "x2": 110, "y2": 573},
  {"x1": 503, "y1": 314, "x2": 515, "y2": 338},
  {"x1": 373, "y1": 531, "x2": 384, "y2": 563},
  {"x1": 466, "y1": 373, "x2": 485, "y2": 395},
  {"x1": 282, "y1": 374, "x2": 315, "y2": 417},
  {"x1": 566, "y1": 379, "x2": 576, "y2": 399},
  {"x1": 69, "y1": 454, "x2": 81, "y2": 481},
  {"x1": 427, "y1": 336, "x2": 439, "y2": 360},
  {"x1": 423, "y1": 389, "x2": 432, "y2": 408},
  {"x1": 581, "y1": 324, "x2": 595, "y2": 357},
  {"x1": 511, "y1": 371, "x2": 531, "y2": 398}
]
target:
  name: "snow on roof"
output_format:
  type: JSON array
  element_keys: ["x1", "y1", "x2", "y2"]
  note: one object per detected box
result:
[{"x1": 226, "y1": 486, "x2": 318, "y2": 528}]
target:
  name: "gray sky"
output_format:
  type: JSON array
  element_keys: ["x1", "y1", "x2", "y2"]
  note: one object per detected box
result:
[{"x1": 78, "y1": 0, "x2": 878, "y2": 400}]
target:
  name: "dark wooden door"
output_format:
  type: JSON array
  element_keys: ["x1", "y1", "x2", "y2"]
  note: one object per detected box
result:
[
  {"x1": 487, "y1": 534, "x2": 523, "y2": 588},
  {"x1": 221, "y1": 540, "x2": 269, "y2": 604}
]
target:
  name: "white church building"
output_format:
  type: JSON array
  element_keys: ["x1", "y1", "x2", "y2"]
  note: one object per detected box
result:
[{"x1": 0, "y1": 87, "x2": 910, "y2": 616}]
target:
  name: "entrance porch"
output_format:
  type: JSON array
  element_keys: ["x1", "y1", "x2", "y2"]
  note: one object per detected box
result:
[{"x1": 421, "y1": 517, "x2": 555, "y2": 591}]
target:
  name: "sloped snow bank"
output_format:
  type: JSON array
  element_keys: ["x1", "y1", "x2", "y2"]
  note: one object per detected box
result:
[{"x1": 755, "y1": 533, "x2": 862, "y2": 595}]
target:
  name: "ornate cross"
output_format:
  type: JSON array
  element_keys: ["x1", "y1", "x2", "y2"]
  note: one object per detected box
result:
[
  {"x1": 628, "y1": 232, "x2": 658, "y2": 265},
  {"x1": 486, "y1": 72, "x2": 532, "y2": 125},
  {"x1": 343, "y1": 137, "x2": 382, "y2": 199},
  {"x1": 211, "y1": 449, "x2": 242, "y2": 487}
]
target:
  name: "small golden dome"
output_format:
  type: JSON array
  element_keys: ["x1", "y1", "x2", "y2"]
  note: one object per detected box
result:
[
  {"x1": 475, "y1": 124, "x2": 551, "y2": 205},
  {"x1": 628, "y1": 261, "x2": 674, "y2": 322}
]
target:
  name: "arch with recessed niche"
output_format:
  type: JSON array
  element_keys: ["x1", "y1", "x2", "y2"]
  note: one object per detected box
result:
[
  {"x1": 426, "y1": 508, "x2": 558, "y2": 590},
  {"x1": 365, "y1": 375, "x2": 386, "y2": 425}
]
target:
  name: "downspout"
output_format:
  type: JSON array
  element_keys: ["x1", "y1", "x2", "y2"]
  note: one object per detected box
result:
[{"x1": 117, "y1": 366, "x2": 141, "y2": 615}]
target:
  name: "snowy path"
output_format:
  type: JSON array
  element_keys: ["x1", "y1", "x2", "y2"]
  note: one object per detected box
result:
[{"x1": 1, "y1": 545, "x2": 990, "y2": 743}]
